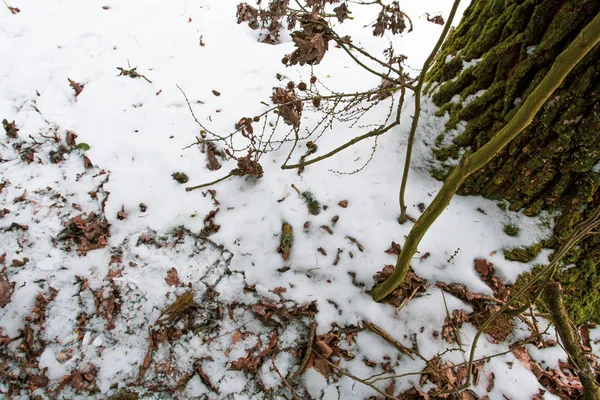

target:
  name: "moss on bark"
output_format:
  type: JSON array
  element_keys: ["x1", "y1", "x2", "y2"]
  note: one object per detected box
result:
[{"x1": 426, "y1": 0, "x2": 600, "y2": 324}]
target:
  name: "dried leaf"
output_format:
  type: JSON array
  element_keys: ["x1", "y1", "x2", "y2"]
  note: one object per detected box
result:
[
  {"x1": 426, "y1": 13, "x2": 445, "y2": 25},
  {"x1": 0, "y1": 273, "x2": 13, "y2": 307},
  {"x1": 333, "y1": 3, "x2": 352, "y2": 23},
  {"x1": 2, "y1": 119, "x2": 19, "y2": 138},
  {"x1": 384, "y1": 241, "x2": 402, "y2": 255},
  {"x1": 271, "y1": 286, "x2": 287, "y2": 295},
  {"x1": 68, "y1": 78, "x2": 84, "y2": 97},
  {"x1": 165, "y1": 267, "x2": 180, "y2": 286},
  {"x1": 474, "y1": 258, "x2": 495, "y2": 277}
]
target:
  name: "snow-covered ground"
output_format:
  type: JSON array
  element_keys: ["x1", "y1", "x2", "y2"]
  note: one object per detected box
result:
[{"x1": 1, "y1": 0, "x2": 598, "y2": 398}]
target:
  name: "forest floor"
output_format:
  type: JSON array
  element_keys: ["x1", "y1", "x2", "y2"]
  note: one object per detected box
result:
[{"x1": 1, "y1": 0, "x2": 599, "y2": 399}]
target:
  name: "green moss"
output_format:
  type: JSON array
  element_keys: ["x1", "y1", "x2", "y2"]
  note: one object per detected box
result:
[
  {"x1": 278, "y1": 222, "x2": 293, "y2": 260},
  {"x1": 429, "y1": 167, "x2": 450, "y2": 181},
  {"x1": 503, "y1": 242, "x2": 542, "y2": 263},
  {"x1": 503, "y1": 224, "x2": 520, "y2": 237},
  {"x1": 424, "y1": 0, "x2": 600, "y2": 323},
  {"x1": 172, "y1": 172, "x2": 189, "y2": 184},
  {"x1": 301, "y1": 191, "x2": 321, "y2": 215},
  {"x1": 108, "y1": 390, "x2": 139, "y2": 400}
]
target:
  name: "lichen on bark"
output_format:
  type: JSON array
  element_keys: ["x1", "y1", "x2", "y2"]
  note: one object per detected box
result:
[{"x1": 424, "y1": 0, "x2": 600, "y2": 324}]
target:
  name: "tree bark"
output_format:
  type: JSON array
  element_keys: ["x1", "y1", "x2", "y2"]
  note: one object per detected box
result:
[{"x1": 424, "y1": 0, "x2": 600, "y2": 324}]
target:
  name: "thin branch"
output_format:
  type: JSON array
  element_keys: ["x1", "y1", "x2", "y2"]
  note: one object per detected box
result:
[
  {"x1": 363, "y1": 321, "x2": 420, "y2": 361},
  {"x1": 398, "y1": 0, "x2": 462, "y2": 224},
  {"x1": 185, "y1": 173, "x2": 233, "y2": 192},
  {"x1": 272, "y1": 357, "x2": 301, "y2": 400},
  {"x1": 287, "y1": 322, "x2": 316, "y2": 383},
  {"x1": 281, "y1": 120, "x2": 398, "y2": 169}
]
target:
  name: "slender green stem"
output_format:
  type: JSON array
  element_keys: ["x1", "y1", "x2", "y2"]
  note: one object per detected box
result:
[
  {"x1": 398, "y1": 0, "x2": 461, "y2": 224},
  {"x1": 185, "y1": 173, "x2": 233, "y2": 192},
  {"x1": 373, "y1": 10, "x2": 600, "y2": 302},
  {"x1": 281, "y1": 122, "x2": 398, "y2": 169}
]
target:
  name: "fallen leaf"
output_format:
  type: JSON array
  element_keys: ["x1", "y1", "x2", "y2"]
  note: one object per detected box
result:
[
  {"x1": 2, "y1": 119, "x2": 19, "y2": 138},
  {"x1": 68, "y1": 78, "x2": 84, "y2": 97},
  {"x1": 0, "y1": 273, "x2": 13, "y2": 307},
  {"x1": 384, "y1": 241, "x2": 402, "y2": 255},
  {"x1": 165, "y1": 267, "x2": 180, "y2": 286},
  {"x1": 474, "y1": 258, "x2": 494, "y2": 277}
]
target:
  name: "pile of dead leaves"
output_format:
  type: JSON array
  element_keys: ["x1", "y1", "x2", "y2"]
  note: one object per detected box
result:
[
  {"x1": 230, "y1": 151, "x2": 264, "y2": 179},
  {"x1": 418, "y1": 356, "x2": 486, "y2": 399},
  {"x1": 437, "y1": 259, "x2": 515, "y2": 344},
  {"x1": 57, "y1": 212, "x2": 110, "y2": 254},
  {"x1": 0, "y1": 289, "x2": 57, "y2": 397},
  {"x1": 139, "y1": 290, "x2": 223, "y2": 383},
  {"x1": 305, "y1": 327, "x2": 356, "y2": 379},
  {"x1": 372, "y1": 264, "x2": 428, "y2": 307},
  {"x1": 512, "y1": 346, "x2": 595, "y2": 399}
]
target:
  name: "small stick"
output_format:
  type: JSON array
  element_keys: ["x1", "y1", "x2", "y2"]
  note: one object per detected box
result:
[
  {"x1": 186, "y1": 173, "x2": 232, "y2": 192},
  {"x1": 287, "y1": 322, "x2": 316, "y2": 383},
  {"x1": 396, "y1": 286, "x2": 420, "y2": 313},
  {"x1": 363, "y1": 321, "x2": 416, "y2": 360},
  {"x1": 272, "y1": 357, "x2": 301, "y2": 400}
]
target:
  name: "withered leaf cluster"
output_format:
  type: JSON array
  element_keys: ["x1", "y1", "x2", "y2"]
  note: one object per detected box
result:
[
  {"x1": 333, "y1": 3, "x2": 351, "y2": 23},
  {"x1": 58, "y1": 212, "x2": 110, "y2": 254},
  {"x1": 437, "y1": 259, "x2": 516, "y2": 344},
  {"x1": 305, "y1": 0, "x2": 341, "y2": 10},
  {"x1": 283, "y1": 16, "x2": 333, "y2": 66},
  {"x1": 230, "y1": 330, "x2": 279, "y2": 372},
  {"x1": 271, "y1": 87, "x2": 303, "y2": 129},
  {"x1": 2, "y1": 119, "x2": 19, "y2": 138},
  {"x1": 251, "y1": 299, "x2": 317, "y2": 327},
  {"x1": 236, "y1": 0, "x2": 293, "y2": 44},
  {"x1": 306, "y1": 329, "x2": 355, "y2": 379},
  {"x1": 419, "y1": 356, "x2": 484, "y2": 398},
  {"x1": 230, "y1": 152, "x2": 264, "y2": 178},
  {"x1": 372, "y1": 1, "x2": 407, "y2": 37},
  {"x1": 372, "y1": 265, "x2": 428, "y2": 307},
  {"x1": 513, "y1": 347, "x2": 590, "y2": 399}
]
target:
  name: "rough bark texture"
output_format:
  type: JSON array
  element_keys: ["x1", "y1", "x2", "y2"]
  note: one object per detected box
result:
[{"x1": 425, "y1": 0, "x2": 600, "y2": 324}]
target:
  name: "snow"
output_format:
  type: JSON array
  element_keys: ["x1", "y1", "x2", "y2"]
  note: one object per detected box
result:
[{"x1": 1, "y1": 0, "x2": 598, "y2": 399}]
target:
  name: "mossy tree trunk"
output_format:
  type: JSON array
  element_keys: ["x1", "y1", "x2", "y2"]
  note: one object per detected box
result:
[{"x1": 425, "y1": 0, "x2": 600, "y2": 324}]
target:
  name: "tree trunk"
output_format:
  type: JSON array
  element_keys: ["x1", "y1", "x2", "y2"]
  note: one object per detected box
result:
[{"x1": 425, "y1": 0, "x2": 600, "y2": 324}]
